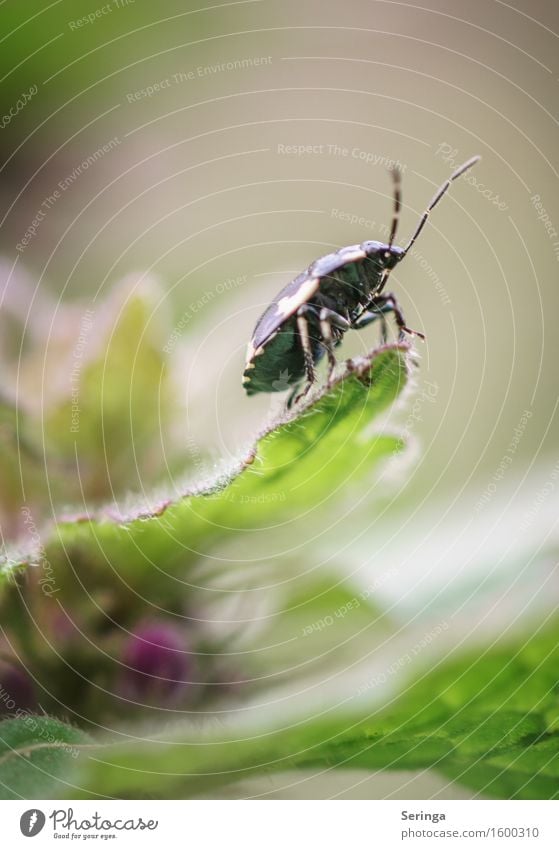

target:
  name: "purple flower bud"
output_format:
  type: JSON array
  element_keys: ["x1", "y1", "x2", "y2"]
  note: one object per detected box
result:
[
  {"x1": 0, "y1": 661, "x2": 36, "y2": 715},
  {"x1": 120, "y1": 621, "x2": 191, "y2": 706}
]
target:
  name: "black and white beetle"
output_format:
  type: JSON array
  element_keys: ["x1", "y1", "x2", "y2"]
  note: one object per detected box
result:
[{"x1": 243, "y1": 155, "x2": 480, "y2": 404}]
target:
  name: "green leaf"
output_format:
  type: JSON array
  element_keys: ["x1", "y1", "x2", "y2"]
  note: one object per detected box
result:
[
  {"x1": 0, "y1": 277, "x2": 180, "y2": 568},
  {"x1": 65, "y1": 615, "x2": 559, "y2": 800},
  {"x1": 44, "y1": 278, "x2": 176, "y2": 500},
  {"x1": 0, "y1": 716, "x2": 90, "y2": 800},
  {"x1": 247, "y1": 570, "x2": 393, "y2": 692},
  {"x1": 0, "y1": 392, "x2": 46, "y2": 539},
  {"x1": 0, "y1": 343, "x2": 410, "y2": 723},
  {"x1": 1, "y1": 343, "x2": 410, "y2": 602}
]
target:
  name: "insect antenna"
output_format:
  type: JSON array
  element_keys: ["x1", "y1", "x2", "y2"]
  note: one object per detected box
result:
[
  {"x1": 375, "y1": 167, "x2": 403, "y2": 293},
  {"x1": 387, "y1": 166, "x2": 402, "y2": 251},
  {"x1": 402, "y1": 155, "x2": 480, "y2": 256}
]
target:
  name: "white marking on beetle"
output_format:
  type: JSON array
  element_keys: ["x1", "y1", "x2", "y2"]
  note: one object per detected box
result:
[
  {"x1": 339, "y1": 248, "x2": 366, "y2": 263},
  {"x1": 276, "y1": 277, "x2": 319, "y2": 316}
]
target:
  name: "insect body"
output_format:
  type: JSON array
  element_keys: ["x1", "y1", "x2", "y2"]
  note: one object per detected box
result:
[{"x1": 243, "y1": 156, "x2": 480, "y2": 403}]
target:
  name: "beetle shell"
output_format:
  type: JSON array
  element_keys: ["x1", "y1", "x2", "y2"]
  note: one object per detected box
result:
[
  {"x1": 243, "y1": 243, "x2": 387, "y2": 393},
  {"x1": 242, "y1": 155, "x2": 481, "y2": 398}
]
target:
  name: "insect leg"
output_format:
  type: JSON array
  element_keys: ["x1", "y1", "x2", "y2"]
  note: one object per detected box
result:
[
  {"x1": 352, "y1": 306, "x2": 389, "y2": 342},
  {"x1": 320, "y1": 307, "x2": 351, "y2": 383},
  {"x1": 294, "y1": 307, "x2": 317, "y2": 402},
  {"x1": 355, "y1": 295, "x2": 425, "y2": 342},
  {"x1": 380, "y1": 312, "x2": 389, "y2": 344},
  {"x1": 319, "y1": 318, "x2": 336, "y2": 380},
  {"x1": 352, "y1": 307, "x2": 389, "y2": 329},
  {"x1": 318, "y1": 307, "x2": 350, "y2": 331},
  {"x1": 286, "y1": 382, "x2": 303, "y2": 408},
  {"x1": 379, "y1": 293, "x2": 425, "y2": 341}
]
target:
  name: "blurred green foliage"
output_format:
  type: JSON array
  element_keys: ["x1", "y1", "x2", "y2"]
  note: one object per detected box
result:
[
  {"x1": 0, "y1": 343, "x2": 410, "y2": 757},
  {"x1": 68, "y1": 613, "x2": 559, "y2": 800}
]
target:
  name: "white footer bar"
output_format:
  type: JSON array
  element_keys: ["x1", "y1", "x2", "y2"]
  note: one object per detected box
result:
[{"x1": 2, "y1": 799, "x2": 558, "y2": 848}]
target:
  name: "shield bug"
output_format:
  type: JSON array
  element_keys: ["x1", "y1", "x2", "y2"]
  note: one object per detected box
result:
[{"x1": 243, "y1": 156, "x2": 480, "y2": 404}]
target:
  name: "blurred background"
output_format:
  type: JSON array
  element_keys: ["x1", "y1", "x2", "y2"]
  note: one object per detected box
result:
[{"x1": 1, "y1": 0, "x2": 558, "y2": 798}]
